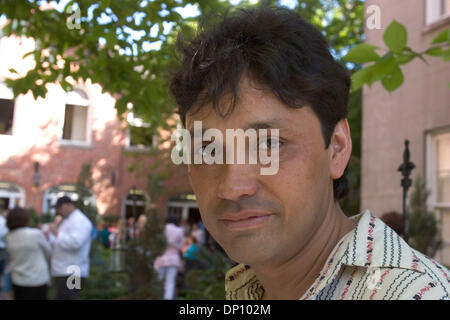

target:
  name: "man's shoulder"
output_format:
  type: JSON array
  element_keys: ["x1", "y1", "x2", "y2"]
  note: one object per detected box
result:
[
  {"x1": 348, "y1": 251, "x2": 450, "y2": 300},
  {"x1": 397, "y1": 251, "x2": 450, "y2": 300},
  {"x1": 345, "y1": 210, "x2": 450, "y2": 299},
  {"x1": 69, "y1": 209, "x2": 93, "y2": 230},
  {"x1": 225, "y1": 264, "x2": 264, "y2": 300}
]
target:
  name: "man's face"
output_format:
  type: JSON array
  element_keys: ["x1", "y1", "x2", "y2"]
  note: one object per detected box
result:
[
  {"x1": 185, "y1": 78, "x2": 344, "y2": 266},
  {"x1": 56, "y1": 203, "x2": 72, "y2": 218}
]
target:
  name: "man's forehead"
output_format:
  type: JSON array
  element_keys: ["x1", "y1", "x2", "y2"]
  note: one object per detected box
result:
[{"x1": 185, "y1": 76, "x2": 278, "y2": 128}]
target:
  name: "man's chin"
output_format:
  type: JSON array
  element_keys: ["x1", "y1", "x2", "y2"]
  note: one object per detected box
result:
[{"x1": 221, "y1": 236, "x2": 277, "y2": 266}]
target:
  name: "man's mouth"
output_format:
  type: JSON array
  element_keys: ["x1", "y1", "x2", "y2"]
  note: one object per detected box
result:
[{"x1": 218, "y1": 210, "x2": 274, "y2": 230}]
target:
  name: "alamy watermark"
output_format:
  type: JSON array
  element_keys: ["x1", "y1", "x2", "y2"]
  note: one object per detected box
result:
[
  {"x1": 366, "y1": 267, "x2": 382, "y2": 290},
  {"x1": 171, "y1": 121, "x2": 280, "y2": 176},
  {"x1": 66, "y1": 265, "x2": 81, "y2": 290},
  {"x1": 366, "y1": 5, "x2": 381, "y2": 30},
  {"x1": 66, "y1": 5, "x2": 81, "y2": 30}
]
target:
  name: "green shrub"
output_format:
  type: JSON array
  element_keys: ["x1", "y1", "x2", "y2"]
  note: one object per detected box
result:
[
  {"x1": 179, "y1": 247, "x2": 233, "y2": 300},
  {"x1": 409, "y1": 176, "x2": 442, "y2": 258},
  {"x1": 125, "y1": 208, "x2": 166, "y2": 299},
  {"x1": 79, "y1": 241, "x2": 129, "y2": 300}
]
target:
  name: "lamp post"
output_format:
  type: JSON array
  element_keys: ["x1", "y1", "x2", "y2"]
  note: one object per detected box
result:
[
  {"x1": 131, "y1": 185, "x2": 137, "y2": 300},
  {"x1": 132, "y1": 186, "x2": 137, "y2": 240},
  {"x1": 33, "y1": 162, "x2": 40, "y2": 187},
  {"x1": 397, "y1": 140, "x2": 415, "y2": 244}
]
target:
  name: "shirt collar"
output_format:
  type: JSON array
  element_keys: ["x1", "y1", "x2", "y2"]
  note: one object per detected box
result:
[
  {"x1": 306, "y1": 209, "x2": 425, "y2": 297},
  {"x1": 344, "y1": 209, "x2": 424, "y2": 271},
  {"x1": 225, "y1": 209, "x2": 425, "y2": 300}
]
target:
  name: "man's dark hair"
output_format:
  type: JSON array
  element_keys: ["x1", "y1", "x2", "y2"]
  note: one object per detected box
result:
[
  {"x1": 6, "y1": 207, "x2": 30, "y2": 231},
  {"x1": 170, "y1": 6, "x2": 351, "y2": 200},
  {"x1": 53, "y1": 195, "x2": 73, "y2": 209},
  {"x1": 166, "y1": 216, "x2": 179, "y2": 226}
]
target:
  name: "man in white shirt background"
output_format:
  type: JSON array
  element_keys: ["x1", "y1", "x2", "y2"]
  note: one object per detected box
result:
[
  {"x1": 49, "y1": 196, "x2": 93, "y2": 300},
  {"x1": 0, "y1": 205, "x2": 8, "y2": 297}
]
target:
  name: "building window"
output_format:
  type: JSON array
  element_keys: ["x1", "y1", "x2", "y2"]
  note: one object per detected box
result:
[
  {"x1": 426, "y1": 130, "x2": 450, "y2": 265},
  {"x1": 426, "y1": 0, "x2": 450, "y2": 25},
  {"x1": 123, "y1": 189, "x2": 149, "y2": 220},
  {"x1": 62, "y1": 103, "x2": 88, "y2": 141},
  {"x1": 128, "y1": 125, "x2": 157, "y2": 149},
  {"x1": 60, "y1": 89, "x2": 90, "y2": 144},
  {"x1": 42, "y1": 184, "x2": 96, "y2": 215},
  {"x1": 436, "y1": 132, "x2": 450, "y2": 203},
  {"x1": 126, "y1": 105, "x2": 157, "y2": 150},
  {"x1": 0, "y1": 98, "x2": 14, "y2": 135},
  {"x1": 167, "y1": 193, "x2": 199, "y2": 226},
  {"x1": 0, "y1": 82, "x2": 14, "y2": 135},
  {"x1": 0, "y1": 182, "x2": 25, "y2": 210}
]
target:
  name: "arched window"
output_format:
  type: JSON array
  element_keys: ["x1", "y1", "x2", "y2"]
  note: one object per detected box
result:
[
  {"x1": 0, "y1": 182, "x2": 25, "y2": 210},
  {"x1": 42, "y1": 184, "x2": 96, "y2": 215},
  {"x1": 123, "y1": 189, "x2": 150, "y2": 220},
  {"x1": 167, "y1": 193, "x2": 199, "y2": 225}
]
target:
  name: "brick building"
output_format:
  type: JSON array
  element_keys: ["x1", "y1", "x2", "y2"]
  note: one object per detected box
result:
[
  {"x1": 362, "y1": 0, "x2": 450, "y2": 264},
  {"x1": 0, "y1": 34, "x2": 198, "y2": 223}
]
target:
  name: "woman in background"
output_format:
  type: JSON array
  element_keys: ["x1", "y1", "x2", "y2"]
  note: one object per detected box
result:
[
  {"x1": 154, "y1": 216, "x2": 184, "y2": 300},
  {"x1": 6, "y1": 207, "x2": 52, "y2": 300}
]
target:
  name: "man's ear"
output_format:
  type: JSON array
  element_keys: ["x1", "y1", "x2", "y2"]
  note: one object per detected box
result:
[{"x1": 329, "y1": 119, "x2": 352, "y2": 180}]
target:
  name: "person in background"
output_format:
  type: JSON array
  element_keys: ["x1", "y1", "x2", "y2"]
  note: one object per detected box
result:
[
  {"x1": 48, "y1": 196, "x2": 93, "y2": 300},
  {"x1": 183, "y1": 235, "x2": 200, "y2": 276},
  {"x1": 0, "y1": 206, "x2": 8, "y2": 298},
  {"x1": 135, "y1": 214, "x2": 147, "y2": 239},
  {"x1": 191, "y1": 223, "x2": 205, "y2": 246},
  {"x1": 109, "y1": 219, "x2": 127, "y2": 272},
  {"x1": 183, "y1": 236, "x2": 199, "y2": 260},
  {"x1": 154, "y1": 216, "x2": 184, "y2": 300},
  {"x1": 98, "y1": 220, "x2": 111, "y2": 249},
  {"x1": 179, "y1": 218, "x2": 189, "y2": 237},
  {"x1": 6, "y1": 207, "x2": 51, "y2": 300},
  {"x1": 126, "y1": 217, "x2": 135, "y2": 241}
]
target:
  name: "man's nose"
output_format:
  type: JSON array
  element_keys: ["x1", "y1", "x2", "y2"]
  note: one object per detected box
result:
[{"x1": 216, "y1": 164, "x2": 259, "y2": 202}]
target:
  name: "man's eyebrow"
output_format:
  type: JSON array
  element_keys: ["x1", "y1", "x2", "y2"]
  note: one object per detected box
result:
[
  {"x1": 242, "y1": 119, "x2": 285, "y2": 131},
  {"x1": 187, "y1": 119, "x2": 286, "y2": 137}
]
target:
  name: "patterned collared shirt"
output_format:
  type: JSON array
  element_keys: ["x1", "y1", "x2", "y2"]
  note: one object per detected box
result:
[{"x1": 225, "y1": 210, "x2": 450, "y2": 300}]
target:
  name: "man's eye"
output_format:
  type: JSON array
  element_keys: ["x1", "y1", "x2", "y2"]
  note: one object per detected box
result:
[
  {"x1": 258, "y1": 137, "x2": 280, "y2": 151},
  {"x1": 194, "y1": 145, "x2": 214, "y2": 157}
]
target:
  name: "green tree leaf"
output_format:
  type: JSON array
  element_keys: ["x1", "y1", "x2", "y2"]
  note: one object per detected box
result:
[
  {"x1": 443, "y1": 49, "x2": 450, "y2": 62},
  {"x1": 425, "y1": 47, "x2": 443, "y2": 57},
  {"x1": 373, "y1": 53, "x2": 397, "y2": 78},
  {"x1": 381, "y1": 65, "x2": 404, "y2": 92},
  {"x1": 383, "y1": 20, "x2": 408, "y2": 53},
  {"x1": 431, "y1": 29, "x2": 450, "y2": 44},
  {"x1": 344, "y1": 43, "x2": 380, "y2": 63},
  {"x1": 351, "y1": 65, "x2": 375, "y2": 91}
]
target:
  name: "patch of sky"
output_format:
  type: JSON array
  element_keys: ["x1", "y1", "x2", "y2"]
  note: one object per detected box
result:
[
  {"x1": 49, "y1": 0, "x2": 70, "y2": 12},
  {"x1": 133, "y1": 12, "x2": 146, "y2": 25},
  {"x1": 149, "y1": 24, "x2": 159, "y2": 38},
  {"x1": 159, "y1": 9, "x2": 170, "y2": 18},
  {"x1": 142, "y1": 40, "x2": 162, "y2": 51},
  {"x1": 278, "y1": 0, "x2": 298, "y2": 10},
  {"x1": 174, "y1": 4, "x2": 200, "y2": 18}
]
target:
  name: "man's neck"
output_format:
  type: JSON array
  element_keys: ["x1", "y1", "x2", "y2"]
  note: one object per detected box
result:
[
  {"x1": 65, "y1": 208, "x2": 76, "y2": 219},
  {"x1": 253, "y1": 203, "x2": 355, "y2": 300}
]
